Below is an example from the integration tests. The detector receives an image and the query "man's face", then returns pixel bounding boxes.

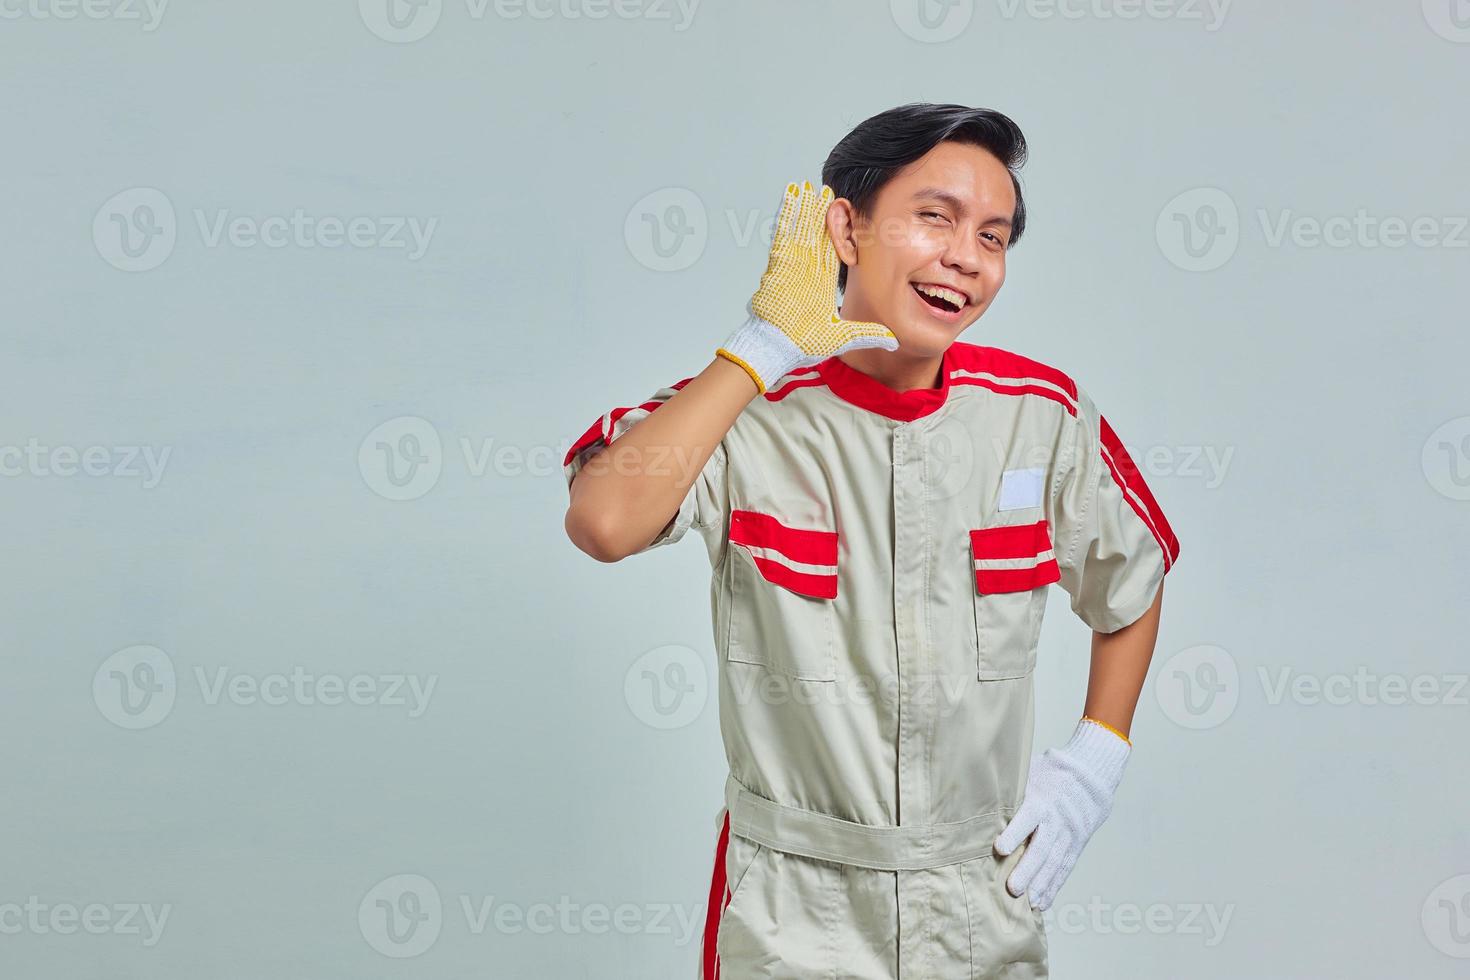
[830,141,1017,358]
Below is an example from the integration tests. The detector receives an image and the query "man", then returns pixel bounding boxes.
[563,103,1180,979]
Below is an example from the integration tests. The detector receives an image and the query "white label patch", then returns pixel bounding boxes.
[998,467,1046,511]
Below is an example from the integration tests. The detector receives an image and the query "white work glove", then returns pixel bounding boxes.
[994,717,1132,911]
[715,180,899,394]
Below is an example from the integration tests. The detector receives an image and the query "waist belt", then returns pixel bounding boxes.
[723,774,1013,872]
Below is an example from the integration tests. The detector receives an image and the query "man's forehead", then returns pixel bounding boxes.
[880,148,1016,216]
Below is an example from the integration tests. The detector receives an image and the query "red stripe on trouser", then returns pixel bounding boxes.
[728,510,838,566]
[701,811,731,980]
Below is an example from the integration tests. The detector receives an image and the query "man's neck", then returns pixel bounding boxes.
[836,297,945,391]
[835,347,945,392]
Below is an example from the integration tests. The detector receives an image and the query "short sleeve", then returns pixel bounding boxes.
[1050,385,1181,633]
[562,377,729,557]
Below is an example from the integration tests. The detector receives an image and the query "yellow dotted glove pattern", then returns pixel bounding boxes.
[751,181,895,355]
[717,181,898,393]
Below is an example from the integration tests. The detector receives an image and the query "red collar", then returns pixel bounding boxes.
[814,347,954,422]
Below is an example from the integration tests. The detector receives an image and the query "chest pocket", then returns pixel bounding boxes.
[724,508,838,682]
[969,516,1060,680]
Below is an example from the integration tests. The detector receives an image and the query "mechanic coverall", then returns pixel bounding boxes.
[562,340,1180,979]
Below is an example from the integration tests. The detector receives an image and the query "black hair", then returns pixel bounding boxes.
[821,103,1028,293]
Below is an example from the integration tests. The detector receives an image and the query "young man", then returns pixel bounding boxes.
[563,104,1180,980]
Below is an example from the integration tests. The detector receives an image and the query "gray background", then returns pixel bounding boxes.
[3,0,1467,977]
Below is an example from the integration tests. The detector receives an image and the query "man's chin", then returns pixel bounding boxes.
[891,314,973,355]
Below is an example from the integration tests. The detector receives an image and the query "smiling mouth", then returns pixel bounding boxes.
[911,282,968,316]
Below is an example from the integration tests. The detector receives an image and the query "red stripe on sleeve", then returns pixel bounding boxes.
[561,377,698,469]
[1098,415,1181,570]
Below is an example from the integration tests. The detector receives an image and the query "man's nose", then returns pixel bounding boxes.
[941,228,983,275]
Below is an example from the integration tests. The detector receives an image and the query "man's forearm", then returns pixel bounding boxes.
[1081,580,1164,740]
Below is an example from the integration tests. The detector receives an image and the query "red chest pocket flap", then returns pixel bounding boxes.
[729,509,838,600]
[969,518,1061,594]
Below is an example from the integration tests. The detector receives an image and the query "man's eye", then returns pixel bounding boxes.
[920,211,945,220]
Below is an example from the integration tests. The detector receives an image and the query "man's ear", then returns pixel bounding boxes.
[825,197,861,267]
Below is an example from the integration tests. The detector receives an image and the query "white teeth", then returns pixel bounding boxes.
[915,283,965,309]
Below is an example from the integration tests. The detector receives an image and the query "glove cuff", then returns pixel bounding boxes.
[1066,717,1131,794]
[716,313,804,394]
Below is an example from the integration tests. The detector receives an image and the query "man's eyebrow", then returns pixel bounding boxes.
[912,187,1013,227]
